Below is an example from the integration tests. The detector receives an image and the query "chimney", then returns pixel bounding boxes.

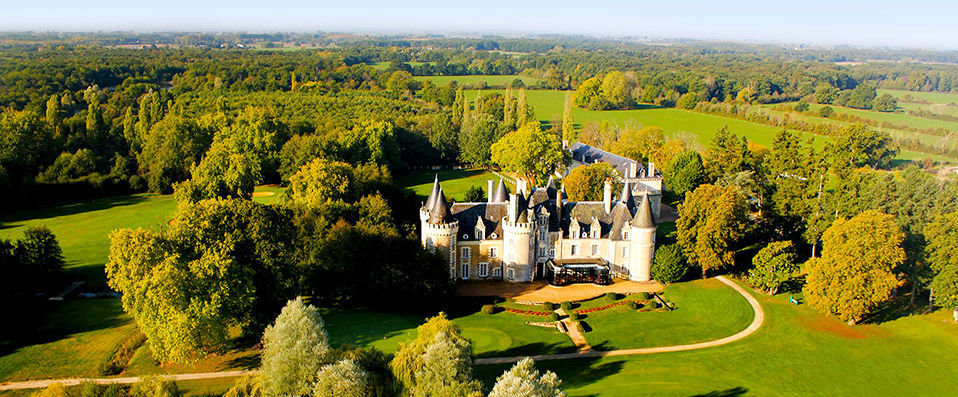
[516,179,526,196]
[508,193,518,222]
[603,179,613,214]
[487,180,494,203]
[629,162,638,178]
[562,139,569,150]
[648,162,656,178]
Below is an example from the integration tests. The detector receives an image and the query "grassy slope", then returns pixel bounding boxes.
[397,168,513,202]
[467,89,947,162]
[584,279,753,350]
[475,280,958,396]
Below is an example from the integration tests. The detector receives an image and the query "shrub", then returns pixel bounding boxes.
[541,302,553,311]
[627,301,639,310]
[604,292,618,301]
[549,313,560,321]
[481,304,496,315]
[636,292,650,301]
[129,376,181,397]
[568,312,581,321]
[560,301,572,310]
[651,244,689,283]
[646,301,659,310]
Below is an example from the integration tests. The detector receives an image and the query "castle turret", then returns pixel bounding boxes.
[421,186,459,279]
[628,192,656,282]
[502,192,535,282]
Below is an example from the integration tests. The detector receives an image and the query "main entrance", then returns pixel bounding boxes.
[545,258,612,286]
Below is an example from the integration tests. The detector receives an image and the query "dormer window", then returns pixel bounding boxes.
[590,218,601,239]
[622,231,630,240]
[476,229,484,240]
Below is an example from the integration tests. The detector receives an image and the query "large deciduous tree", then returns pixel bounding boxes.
[490,121,564,185]
[390,313,481,396]
[926,212,958,321]
[173,140,261,203]
[663,150,706,201]
[561,163,620,202]
[676,184,750,277]
[804,210,905,324]
[261,298,331,396]
[748,241,798,294]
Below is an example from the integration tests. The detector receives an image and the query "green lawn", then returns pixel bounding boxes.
[397,168,513,202]
[475,279,958,396]
[414,75,541,87]
[466,89,951,162]
[323,308,424,354]
[583,279,754,350]
[454,311,577,358]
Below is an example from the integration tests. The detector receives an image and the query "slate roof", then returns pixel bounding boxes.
[450,202,507,241]
[632,193,656,228]
[569,142,644,177]
[492,179,509,202]
[424,174,441,210]
[428,188,452,224]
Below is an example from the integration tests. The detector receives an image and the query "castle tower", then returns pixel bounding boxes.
[502,192,535,282]
[421,184,459,279]
[628,192,657,282]
[420,175,441,244]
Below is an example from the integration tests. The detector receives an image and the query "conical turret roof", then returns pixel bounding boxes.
[631,193,655,228]
[424,174,441,210]
[428,188,452,224]
[492,178,509,202]
[618,180,635,210]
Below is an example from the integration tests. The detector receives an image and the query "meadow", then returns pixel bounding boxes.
[414,75,541,87]
[466,89,952,162]
[397,168,512,201]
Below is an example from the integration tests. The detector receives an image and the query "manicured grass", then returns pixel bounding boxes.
[475,279,958,395]
[414,75,541,87]
[323,308,424,354]
[583,279,754,350]
[453,311,577,358]
[398,168,513,202]
[879,89,958,107]
[0,298,135,381]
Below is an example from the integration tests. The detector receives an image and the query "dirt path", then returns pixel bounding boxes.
[555,308,591,351]
[0,370,256,391]
[0,276,763,390]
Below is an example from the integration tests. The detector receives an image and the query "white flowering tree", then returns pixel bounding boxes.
[489,357,565,397]
[260,298,331,396]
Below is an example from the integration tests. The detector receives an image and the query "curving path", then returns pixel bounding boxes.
[474,276,765,365]
[0,276,763,390]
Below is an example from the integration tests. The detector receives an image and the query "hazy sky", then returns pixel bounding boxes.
[2,0,956,50]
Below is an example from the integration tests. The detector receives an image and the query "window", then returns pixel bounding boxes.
[476,229,484,240]
[461,247,471,260]
[540,231,548,241]
[493,266,502,277]
[539,246,546,256]
[571,245,579,255]
[479,263,488,277]
[508,268,515,280]
[622,231,630,240]
[591,244,599,256]
[622,246,629,257]
[549,249,556,257]
[461,263,470,279]
[489,247,498,258]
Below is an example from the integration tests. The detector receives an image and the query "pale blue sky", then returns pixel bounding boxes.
[2,0,956,49]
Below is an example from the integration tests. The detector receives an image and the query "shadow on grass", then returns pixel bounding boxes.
[475,341,577,358]
[474,355,626,395]
[0,194,150,228]
[0,297,131,356]
[692,386,750,397]
[865,294,927,324]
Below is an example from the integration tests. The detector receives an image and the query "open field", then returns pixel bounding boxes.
[398,168,512,201]
[465,89,952,162]
[414,75,541,87]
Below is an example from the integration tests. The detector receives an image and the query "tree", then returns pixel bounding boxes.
[651,244,688,284]
[15,226,65,280]
[819,106,834,118]
[600,71,630,109]
[804,210,905,324]
[288,158,356,207]
[387,70,416,94]
[873,94,897,112]
[927,212,958,319]
[488,357,565,397]
[612,126,663,165]
[138,115,212,193]
[703,127,753,181]
[459,113,501,167]
[814,85,838,104]
[562,92,575,143]
[561,163,620,201]
[675,92,699,109]
[464,186,486,202]
[261,298,331,396]
[663,151,706,200]
[931,266,958,322]
[490,121,564,185]
[833,124,897,170]
[390,313,480,396]
[312,359,369,397]
[676,184,750,277]
[106,200,299,363]
[173,141,261,203]
[574,76,603,110]
[844,83,877,109]
[516,88,530,126]
[749,241,798,294]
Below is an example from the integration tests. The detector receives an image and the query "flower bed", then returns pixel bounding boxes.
[500,306,553,316]
[574,300,634,314]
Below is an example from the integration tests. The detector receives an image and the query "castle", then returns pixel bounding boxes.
[420,143,663,284]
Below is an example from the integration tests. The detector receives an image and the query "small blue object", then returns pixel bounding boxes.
[789,295,800,305]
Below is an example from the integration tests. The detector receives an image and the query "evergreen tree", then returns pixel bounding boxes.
[562,92,575,143]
